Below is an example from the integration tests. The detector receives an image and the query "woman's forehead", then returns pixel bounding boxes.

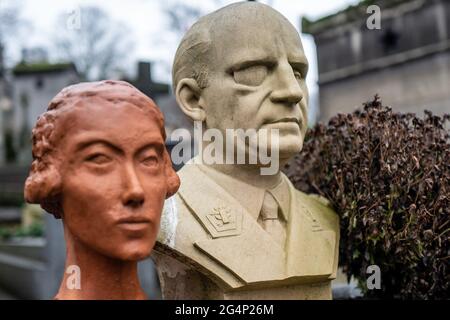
[52,101,164,147]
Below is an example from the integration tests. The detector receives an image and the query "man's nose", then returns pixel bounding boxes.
[121,164,145,208]
[270,64,304,105]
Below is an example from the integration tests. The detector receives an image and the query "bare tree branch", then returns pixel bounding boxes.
[53,6,134,81]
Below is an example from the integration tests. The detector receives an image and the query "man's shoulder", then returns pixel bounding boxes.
[292,187,340,232]
[176,158,204,178]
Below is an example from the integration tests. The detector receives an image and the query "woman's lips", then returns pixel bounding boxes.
[116,216,151,232]
[117,216,151,224]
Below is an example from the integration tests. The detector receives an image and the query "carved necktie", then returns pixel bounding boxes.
[258,191,286,247]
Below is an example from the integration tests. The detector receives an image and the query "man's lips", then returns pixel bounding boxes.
[265,117,301,126]
[270,117,300,124]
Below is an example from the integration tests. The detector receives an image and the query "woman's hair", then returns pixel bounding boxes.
[24,80,180,218]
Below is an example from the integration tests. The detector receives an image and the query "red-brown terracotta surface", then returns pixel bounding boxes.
[24,80,180,300]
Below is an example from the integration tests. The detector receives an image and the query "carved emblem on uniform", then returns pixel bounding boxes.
[207,205,234,230]
[204,204,242,237]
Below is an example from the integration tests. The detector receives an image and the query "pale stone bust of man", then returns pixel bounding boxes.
[153,1,340,299]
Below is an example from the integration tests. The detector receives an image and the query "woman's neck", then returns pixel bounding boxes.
[55,228,147,300]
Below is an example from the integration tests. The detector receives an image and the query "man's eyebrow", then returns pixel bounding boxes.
[227,55,278,72]
[75,140,123,155]
[289,55,309,73]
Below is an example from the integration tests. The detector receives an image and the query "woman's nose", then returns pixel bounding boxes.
[121,164,145,208]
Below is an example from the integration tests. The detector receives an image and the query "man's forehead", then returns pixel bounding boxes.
[213,30,306,69]
[210,12,305,66]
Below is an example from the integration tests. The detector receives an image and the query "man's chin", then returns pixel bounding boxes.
[278,137,303,156]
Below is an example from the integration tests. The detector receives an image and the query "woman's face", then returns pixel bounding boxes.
[56,101,170,261]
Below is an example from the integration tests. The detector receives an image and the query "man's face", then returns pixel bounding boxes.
[201,14,309,164]
[57,102,168,261]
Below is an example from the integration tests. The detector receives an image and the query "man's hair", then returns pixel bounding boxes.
[172,13,213,91]
[24,80,168,218]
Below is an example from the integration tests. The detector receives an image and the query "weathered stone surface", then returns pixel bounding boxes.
[154,1,340,300]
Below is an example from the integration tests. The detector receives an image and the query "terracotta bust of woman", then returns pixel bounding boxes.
[24,80,180,300]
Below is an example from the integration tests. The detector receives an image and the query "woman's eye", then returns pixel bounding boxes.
[233,65,268,86]
[86,154,111,165]
[142,156,159,167]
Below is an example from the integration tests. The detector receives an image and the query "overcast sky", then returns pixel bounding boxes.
[3,0,359,120]
[6,0,358,81]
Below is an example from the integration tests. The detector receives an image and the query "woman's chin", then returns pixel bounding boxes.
[110,243,153,261]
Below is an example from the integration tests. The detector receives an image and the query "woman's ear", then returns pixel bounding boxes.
[175,78,206,122]
[163,150,180,198]
[24,161,64,218]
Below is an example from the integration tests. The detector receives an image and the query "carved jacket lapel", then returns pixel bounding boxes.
[178,164,286,285]
[284,176,337,282]
[178,164,337,288]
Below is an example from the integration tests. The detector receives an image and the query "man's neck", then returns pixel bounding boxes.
[55,228,147,300]
[206,163,283,190]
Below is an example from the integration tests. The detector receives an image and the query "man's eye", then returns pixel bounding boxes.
[233,65,268,86]
[293,70,304,80]
[85,154,111,165]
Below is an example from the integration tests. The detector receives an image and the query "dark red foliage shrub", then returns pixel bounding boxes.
[284,96,449,299]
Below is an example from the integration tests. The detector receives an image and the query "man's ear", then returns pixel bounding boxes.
[175,78,206,122]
